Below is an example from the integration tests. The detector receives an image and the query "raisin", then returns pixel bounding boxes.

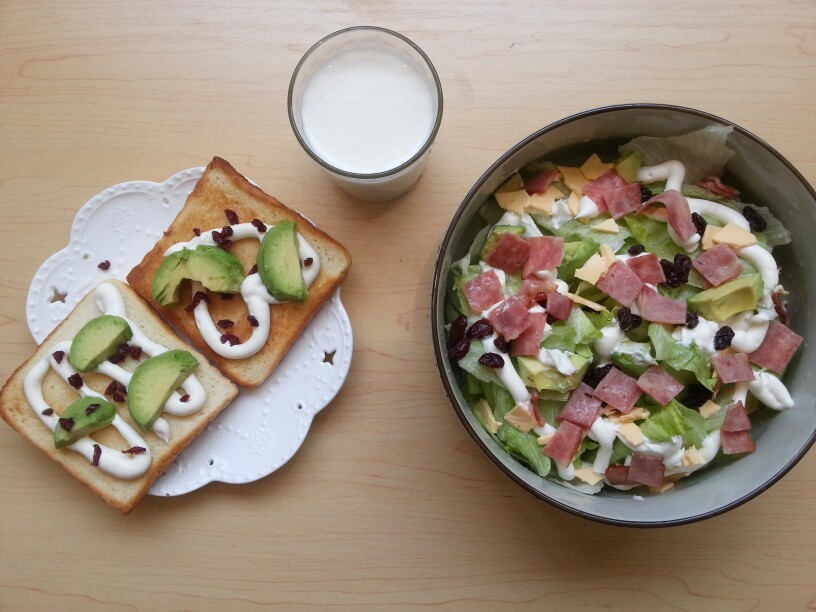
[216,319,234,329]
[617,307,641,331]
[628,244,646,256]
[116,382,127,394]
[104,381,118,396]
[685,312,699,329]
[211,229,226,244]
[130,345,142,360]
[742,206,767,232]
[52,350,65,364]
[180,394,190,403]
[92,444,101,466]
[674,253,692,275]
[112,392,125,403]
[247,315,259,328]
[84,403,99,416]
[304,257,314,267]
[58,417,75,431]
[67,373,83,389]
[584,364,613,388]
[478,352,505,368]
[251,218,267,233]
[220,239,234,250]
[220,225,234,238]
[448,314,467,348]
[493,335,509,353]
[97,260,111,270]
[466,319,494,340]
[640,186,653,203]
[193,227,201,237]
[220,333,241,346]
[447,337,470,361]
[714,326,735,350]
[122,446,146,455]
[691,212,707,237]
[660,259,683,288]
[118,343,132,356]
[629,314,643,330]
[683,384,712,408]
[225,209,239,225]
[108,353,125,364]
[41,408,54,416]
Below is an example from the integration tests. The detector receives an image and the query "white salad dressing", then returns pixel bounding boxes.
[747,371,794,410]
[588,417,618,475]
[725,311,769,353]
[595,324,626,364]
[166,222,320,359]
[672,316,719,356]
[575,196,600,220]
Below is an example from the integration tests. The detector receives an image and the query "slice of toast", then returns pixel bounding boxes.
[127,157,352,387]
[0,280,238,514]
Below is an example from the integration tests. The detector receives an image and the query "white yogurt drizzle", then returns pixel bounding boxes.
[165,222,320,359]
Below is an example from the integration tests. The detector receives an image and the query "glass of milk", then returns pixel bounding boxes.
[288,27,443,202]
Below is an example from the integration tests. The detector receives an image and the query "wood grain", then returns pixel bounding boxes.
[1,0,814,609]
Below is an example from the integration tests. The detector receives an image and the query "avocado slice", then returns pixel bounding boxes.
[152,246,245,307]
[687,274,763,322]
[480,225,526,260]
[558,239,600,283]
[516,352,590,394]
[615,151,642,183]
[68,315,133,373]
[127,350,199,430]
[257,221,306,302]
[496,172,524,193]
[53,397,117,448]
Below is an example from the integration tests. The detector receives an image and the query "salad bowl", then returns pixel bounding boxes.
[431,104,816,527]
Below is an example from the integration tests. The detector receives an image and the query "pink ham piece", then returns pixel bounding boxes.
[522,236,564,278]
[723,401,752,432]
[510,312,548,357]
[692,243,744,287]
[592,367,642,414]
[637,287,687,324]
[748,320,803,374]
[626,253,666,285]
[604,465,631,486]
[642,190,697,241]
[484,232,531,276]
[519,277,557,301]
[558,383,603,428]
[597,261,644,307]
[582,169,627,213]
[462,271,504,313]
[605,183,642,219]
[543,421,586,467]
[696,176,740,199]
[524,167,559,195]
[711,352,755,384]
[721,430,755,455]
[637,366,683,406]
[628,453,665,488]
[487,296,533,341]
[546,292,573,321]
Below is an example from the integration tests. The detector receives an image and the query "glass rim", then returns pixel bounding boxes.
[287,25,444,180]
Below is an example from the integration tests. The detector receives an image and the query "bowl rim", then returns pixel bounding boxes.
[431,102,816,528]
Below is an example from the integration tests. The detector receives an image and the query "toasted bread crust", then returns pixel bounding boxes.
[0,280,239,514]
[127,157,351,387]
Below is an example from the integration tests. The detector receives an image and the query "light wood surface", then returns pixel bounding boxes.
[1,1,815,610]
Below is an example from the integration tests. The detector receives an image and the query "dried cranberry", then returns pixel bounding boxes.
[122,446,146,455]
[85,403,99,416]
[304,257,314,267]
[247,315,259,328]
[220,333,241,346]
[58,417,75,431]
[193,291,209,303]
[108,353,125,364]
[493,335,510,353]
[225,209,239,225]
[118,343,132,356]
[714,326,735,350]
[220,239,234,250]
[211,229,225,244]
[466,319,494,340]
[112,392,125,403]
[67,373,83,389]
[628,244,646,256]
[52,350,65,364]
[220,225,234,238]
[97,260,111,270]
[130,345,142,360]
[674,253,692,275]
[216,319,234,329]
[640,186,653,203]
[220,293,234,300]
[104,381,118,396]
[447,337,470,361]
[193,227,202,237]
[660,259,684,289]
[92,444,101,466]
[248,264,258,275]
[41,408,54,416]
[742,206,767,232]
[180,394,190,403]
[691,212,707,237]
[584,364,613,388]
[448,314,467,348]
[617,307,641,331]
[116,381,127,394]
[251,218,267,232]
[685,312,700,329]
[478,352,505,368]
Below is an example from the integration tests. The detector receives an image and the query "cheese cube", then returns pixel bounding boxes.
[600,244,617,269]
[526,186,562,215]
[617,422,645,446]
[712,222,758,249]
[537,433,554,446]
[573,466,604,486]
[701,224,721,250]
[495,190,530,215]
[566,292,607,312]
[699,400,721,418]
[593,218,620,234]
[567,191,581,216]
[575,254,606,284]
[557,166,589,195]
[682,446,705,467]
[579,153,614,180]
[503,405,538,433]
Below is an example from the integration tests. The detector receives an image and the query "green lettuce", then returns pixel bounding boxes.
[648,324,716,390]
[622,215,685,260]
[546,217,631,252]
[639,400,708,448]
[496,424,552,477]
[458,339,503,386]
[480,380,515,420]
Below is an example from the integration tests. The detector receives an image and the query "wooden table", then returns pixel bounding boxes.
[1,1,814,609]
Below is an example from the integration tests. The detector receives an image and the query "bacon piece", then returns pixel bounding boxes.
[592,367,642,414]
[487,296,533,341]
[642,190,697,241]
[543,421,586,466]
[546,292,572,321]
[637,365,683,406]
[462,271,504,313]
[558,382,603,428]
[605,183,642,219]
[723,401,752,432]
[692,243,744,287]
[524,167,559,195]
[522,236,564,278]
[597,261,644,307]
[637,287,687,324]
[518,277,557,301]
[628,453,665,488]
[696,176,740,199]
[485,232,531,275]
[721,430,755,454]
[604,465,632,485]
[626,253,666,285]
[510,312,548,356]
[748,320,803,374]
[711,352,756,384]
[582,169,627,213]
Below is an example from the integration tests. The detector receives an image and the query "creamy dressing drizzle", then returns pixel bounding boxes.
[166,222,320,359]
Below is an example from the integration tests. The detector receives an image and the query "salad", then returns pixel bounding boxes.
[445,127,803,494]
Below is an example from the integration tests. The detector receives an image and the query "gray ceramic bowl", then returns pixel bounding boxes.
[431,104,815,527]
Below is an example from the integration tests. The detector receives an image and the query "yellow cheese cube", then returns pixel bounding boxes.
[526,186,562,215]
[495,190,530,215]
[712,222,758,249]
[557,166,589,195]
[593,218,620,234]
[682,446,705,467]
[699,400,721,418]
[600,244,617,269]
[617,422,645,446]
[503,405,538,433]
[701,224,721,250]
[537,433,554,446]
[575,254,606,284]
[573,466,604,486]
[579,153,614,180]
[475,399,501,435]
[567,191,581,216]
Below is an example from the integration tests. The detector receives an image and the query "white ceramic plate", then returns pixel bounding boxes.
[26,167,353,496]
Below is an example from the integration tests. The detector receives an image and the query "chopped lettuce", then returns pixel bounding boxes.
[622,215,685,260]
[458,339,503,386]
[480,380,515,420]
[640,400,708,448]
[542,308,602,351]
[545,217,630,252]
[609,438,632,465]
[611,341,656,377]
[496,424,551,477]
[559,238,600,283]
[648,324,716,390]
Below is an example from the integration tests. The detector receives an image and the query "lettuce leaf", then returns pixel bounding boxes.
[622,215,685,260]
[458,339,503,386]
[480,380,515,420]
[639,400,708,448]
[545,217,631,252]
[496,424,552,477]
[648,324,716,390]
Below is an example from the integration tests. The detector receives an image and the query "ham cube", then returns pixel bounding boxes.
[628,453,665,488]
[711,352,755,384]
[546,292,573,321]
[637,365,683,406]
[582,169,627,211]
[524,167,559,195]
[692,243,744,287]
[592,367,642,414]
[626,253,666,285]
[604,465,632,486]
[543,421,586,467]
[597,261,645,307]
[605,183,642,219]
[748,320,803,374]
[462,271,504,313]
[511,312,548,356]
[723,400,752,432]
[522,236,564,278]
[721,430,755,455]
[485,232,531,276]
[643,190,697,241]
[558,382,603,428]
[487,296,533,341]
[637,287,687,324]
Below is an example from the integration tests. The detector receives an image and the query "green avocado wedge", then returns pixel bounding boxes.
[68,315,133,373]
[127,350,199,430]
[257,221,306,302]
[152,246,245,307]
[53,397,117,449]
